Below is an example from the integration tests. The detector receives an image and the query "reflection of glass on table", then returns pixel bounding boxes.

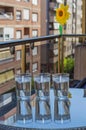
[34,73,51,123]
[15,73,32,123]
[0,88,86,129]
[83,89,86,97]
[52,73,71,123]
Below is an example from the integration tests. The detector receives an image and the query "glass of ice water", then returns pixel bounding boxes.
[34,73,51,123]
[52,73,71,123]
[15,73,32,123]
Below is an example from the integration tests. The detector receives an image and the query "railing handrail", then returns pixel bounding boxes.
[0,34,86,48]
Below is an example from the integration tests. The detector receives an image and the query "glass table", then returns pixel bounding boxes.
[0,88,86,130]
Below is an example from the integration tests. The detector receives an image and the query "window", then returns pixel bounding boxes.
[53,23,59,29]
[32,63,38,72]
[26,63,30,73]
[24,0,29,2]
[16,10,22,20]
[16,30,22,39]
[32,0,38,5]
[53,49,58,56]
[16,50,21,60]
[32,46,38,56]
[57,0,63,3]
[5,34,10,40]
[32,30,38,37]
[0,34,3,41]
[23,9,29,20]
[0,34,3,38]
[32,13,38,22]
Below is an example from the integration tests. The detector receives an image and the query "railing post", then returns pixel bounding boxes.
[21,45,26,73]
[58,36,64,73]
[61,37,64,73]
[58,37,61,73]
[30,42,34,77]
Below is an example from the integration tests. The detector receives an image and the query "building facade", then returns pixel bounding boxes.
[41,0,62,73]
[82,0,86,35]
[74,0,86,80]
[0,0,41,94]
[0,0,84,93]
[64,0,83,57]
[41,0,83,73]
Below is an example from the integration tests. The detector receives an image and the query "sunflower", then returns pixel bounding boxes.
[56,4,70,25]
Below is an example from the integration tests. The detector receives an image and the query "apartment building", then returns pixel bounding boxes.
[41,0,83,73]
[41,0,62,73]
[0,0,83,93]
[0,0,41,94]
[64,0,83,57]
[82,0,86,35]
[74,0,86,80]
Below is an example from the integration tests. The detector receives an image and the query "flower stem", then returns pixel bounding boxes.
[59,24,63,35]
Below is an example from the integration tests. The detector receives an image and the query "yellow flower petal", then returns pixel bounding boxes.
[60,4,65,8]
[56,4,70,25]
[65,5,69,10]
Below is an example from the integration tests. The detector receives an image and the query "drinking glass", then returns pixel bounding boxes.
[15,73,32,123]
[52,73,71,123]
[34,73,51,123]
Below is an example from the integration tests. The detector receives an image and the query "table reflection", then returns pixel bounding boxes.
[0,89,86,130]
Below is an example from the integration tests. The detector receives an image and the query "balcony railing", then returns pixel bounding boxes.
[0,34,86,72]
[1,34,86,47]
[0,34,86,94]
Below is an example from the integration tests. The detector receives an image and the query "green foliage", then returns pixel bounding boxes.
[64,57,74,73]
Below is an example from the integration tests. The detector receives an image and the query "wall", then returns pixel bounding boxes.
[74,45,86,80]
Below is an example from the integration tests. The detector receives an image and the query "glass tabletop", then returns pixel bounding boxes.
[0,88,86,130]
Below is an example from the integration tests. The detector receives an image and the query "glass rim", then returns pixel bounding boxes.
[33,73,51,77]
[15,73,32,77]
[52,73,69,77]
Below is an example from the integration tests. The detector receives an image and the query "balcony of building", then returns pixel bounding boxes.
[0,49,14,63]
[0,6,14,20]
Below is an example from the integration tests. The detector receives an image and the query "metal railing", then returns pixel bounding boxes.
[0,34,86,73]
[0,34,86,93]
[0,34,86,48]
